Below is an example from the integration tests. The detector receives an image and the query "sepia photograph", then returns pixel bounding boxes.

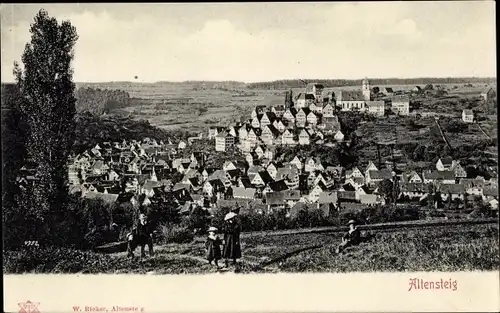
[1,3,498,310]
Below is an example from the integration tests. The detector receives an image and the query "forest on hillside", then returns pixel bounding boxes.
[247,77,497,89]
[75,87,132,115]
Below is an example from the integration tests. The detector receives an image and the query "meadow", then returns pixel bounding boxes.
[4,223,498,274]
[76,81,494,135]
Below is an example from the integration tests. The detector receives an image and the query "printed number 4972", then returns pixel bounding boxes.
[24,241,39,247]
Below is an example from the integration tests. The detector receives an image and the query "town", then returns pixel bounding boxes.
[3,4,498,282]
[15,79,495,223]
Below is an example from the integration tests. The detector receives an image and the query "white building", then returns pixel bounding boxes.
[462,109,474,123]
[215,132,235,152]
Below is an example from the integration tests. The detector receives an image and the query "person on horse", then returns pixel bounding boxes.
[127,212,154,259]
[336,219,361,254]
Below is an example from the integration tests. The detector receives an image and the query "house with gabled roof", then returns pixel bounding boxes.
[436,157,454,171]
[238,176,253,189]
[304,157,317,173]
[460,178,485,196]
[400,183,428,200]
[391,95,410,115]
[83,191,119,206]
[346,166,364,180]
[422,170,455,185]
[365,161,378,175]
[480,87,496,102]
[346,176,365,189]
[366,100,385,116]
[307,111,321,126]
[238,124,250,141]
[141,180,162,197]
[298,129,312,145]
[281,128,296,146]
[320,116,341,134]
[314,172,334,189]
[203,179,225,198]
[402,171,423,184]
[325,166,343,179]
[215,132,235,152]
[251,171,274,187]
[451,161,467,179]
[266,162,280,180]
[318,191,338,207]
[462,109,474,123]
[251,115,262,129]
[246,128,259,144]
[295,93,315,109]
[260,112,277,128]
[251,105,267,119]
[264,191,286,212]
[323,103,335,117]
[272,119,287,133]
[383,87,394,96]
[283,189,302,207]
[309,181,327,203]
[290,155,304,171]
[263,179,289,195]
[271,105,285,117]
[334,130,345,142]
[232,186,256,200]
[365,169,393,186]
[261,125,281,146]
[439,184,466,201]
[309,102,323,114]
[296,108,311,127]
[283,108,297,124]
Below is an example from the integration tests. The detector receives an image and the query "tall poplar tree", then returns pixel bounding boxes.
[13,9,78,243]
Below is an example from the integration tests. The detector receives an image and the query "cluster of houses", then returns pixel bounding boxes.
[15,136,497,221]
[212,79,411,153]
[14,80,497,222]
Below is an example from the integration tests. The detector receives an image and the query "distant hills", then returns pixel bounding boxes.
[74,77,496,90]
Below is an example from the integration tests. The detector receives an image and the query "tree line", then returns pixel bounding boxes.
[247,78,496,90]
[75,87,131,115]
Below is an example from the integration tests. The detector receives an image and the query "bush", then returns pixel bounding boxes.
[182,206,211,235]
[160,224,194,244]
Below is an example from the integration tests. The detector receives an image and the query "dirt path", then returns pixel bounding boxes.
[476,123,492,140]
[434,118,453,149]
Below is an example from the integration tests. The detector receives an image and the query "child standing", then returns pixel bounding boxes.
[205,226,222,267]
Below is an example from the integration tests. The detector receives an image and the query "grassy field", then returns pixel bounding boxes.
[76,81,495,134]
[4,223,498,274]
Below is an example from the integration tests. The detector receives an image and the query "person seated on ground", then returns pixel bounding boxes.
[336,219,361,254]
[127,213,154,259]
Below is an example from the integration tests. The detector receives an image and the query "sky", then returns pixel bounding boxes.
[0,2,496,83]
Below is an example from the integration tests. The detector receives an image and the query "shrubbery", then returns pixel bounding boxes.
[160,224,194,244]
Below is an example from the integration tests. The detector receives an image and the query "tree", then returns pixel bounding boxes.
[285,89,294,108]
[13,9,79,244]
[372,86,380,94]
[378,179,395,204]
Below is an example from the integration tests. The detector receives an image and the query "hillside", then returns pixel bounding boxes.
[4,222,498,274]
[73,113,195,154]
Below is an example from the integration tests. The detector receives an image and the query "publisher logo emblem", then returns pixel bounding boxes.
[18,300,40,313]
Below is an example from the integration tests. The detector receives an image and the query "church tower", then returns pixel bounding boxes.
[362,77,371,101]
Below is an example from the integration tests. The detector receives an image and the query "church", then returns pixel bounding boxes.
[336,78,371,112]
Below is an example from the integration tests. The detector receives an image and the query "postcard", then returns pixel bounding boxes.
[2,2,498,313]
